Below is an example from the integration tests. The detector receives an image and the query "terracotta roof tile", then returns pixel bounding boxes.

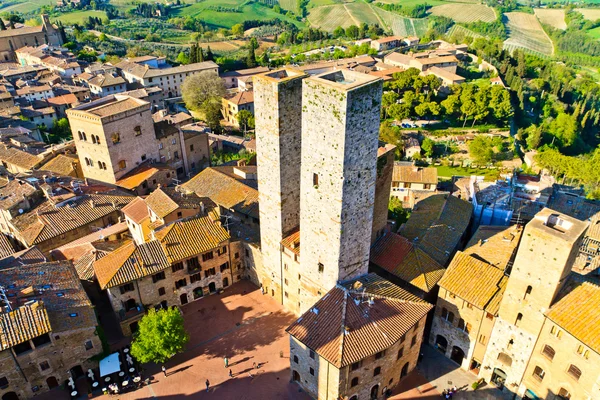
[370,232,445,293]
[546,275,600,354]
[392,165,437,184]
[116,163,172,190]
[93,240,170,289]
[281,229,300,256]
[183,167,259,219]
[0,261,97,333]
[464,225,523,271]
[0,246,46,270]
[400,194,472,265]
[0,234,17,260]
[437,251,507,314]
[121,197,149,224]
[0,179,38,210]
[0,145,42,170]
[286,273,432,368]
[145,187,206,219]
[225,90,254,105]
[156,216,230,264]
[39,154,80,177]
[0,301,51,350]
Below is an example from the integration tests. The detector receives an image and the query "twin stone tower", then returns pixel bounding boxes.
[254,68,384,314]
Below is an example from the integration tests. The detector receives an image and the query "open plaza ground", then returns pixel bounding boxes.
[36,280,508,400]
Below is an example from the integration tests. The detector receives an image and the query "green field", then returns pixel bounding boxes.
[503,12,554,56]
[54,10,107,25]
[587,25,600,38]
[171,0,304,29]
[279,0,299,13]
[429,3,495,23]
[447,24,485,40]
[0,0,53,13]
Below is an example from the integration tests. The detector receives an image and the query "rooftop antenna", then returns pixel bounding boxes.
[0,286,12,311]
[222,213,233,233]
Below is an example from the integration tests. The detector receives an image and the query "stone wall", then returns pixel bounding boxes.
[298,71,382,310]
[68,104,159,184]
[106,241,232,335]
[372,149,394,244]
[254,70,305,308]
[0,328,101,399]
[289,315,426,400]
[519,318,599,400]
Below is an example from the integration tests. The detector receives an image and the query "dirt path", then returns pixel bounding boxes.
[344,4,362,26]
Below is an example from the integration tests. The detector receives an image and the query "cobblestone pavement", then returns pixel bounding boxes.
[389,345,513,400]
[37,281,312,400]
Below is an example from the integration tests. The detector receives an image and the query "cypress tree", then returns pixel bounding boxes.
[0,19,6,31]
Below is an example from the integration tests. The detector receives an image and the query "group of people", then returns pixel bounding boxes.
[442,386,458,399]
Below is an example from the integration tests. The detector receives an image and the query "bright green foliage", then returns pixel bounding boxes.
[421,137,435,157]
[237,110,254,132]
[388,197,411,227]
[182,71,225,133]
[130,308,189,365]
[48,118,72,144]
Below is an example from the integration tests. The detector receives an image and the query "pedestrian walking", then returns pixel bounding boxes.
[162,365,166,377]
[206,379,210,392]
[224,356,229,368]
[229,369,233,378]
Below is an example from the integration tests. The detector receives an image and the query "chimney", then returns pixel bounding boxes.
[200,202,205,215]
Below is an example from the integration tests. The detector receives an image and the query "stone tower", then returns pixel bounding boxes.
[297,69,383,313]
[480,208,587,392]
[253,69,307,302]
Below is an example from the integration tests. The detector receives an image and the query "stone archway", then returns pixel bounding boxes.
[46,376,59,389]
[292,370,300,382]
[370,384,379,400]
[435,335,448,353]
[450,346,465,365]
[401,362,409,378]
[2,392,19,400]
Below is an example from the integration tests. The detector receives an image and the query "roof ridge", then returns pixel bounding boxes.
[412,245,431,291]
[338,288,348,366]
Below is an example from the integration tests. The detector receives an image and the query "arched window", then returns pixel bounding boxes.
[567,365,581,381]
[95,135,101,144]
[351,377,359,387]
[447,311,455,324]
[373,366,381,376]
[84,157,90,166]
[542,345,555,361]
[524,285,532,299]
[515,313,523,326]
[293,355,298,364]
[82,132,87,141]
[458,318,465,330]
[78,131,83,140]
[92,135,97,144]
[532,366,545,382]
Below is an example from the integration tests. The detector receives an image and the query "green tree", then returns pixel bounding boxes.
[205,46,214,61]
[176,51,189,65]
[48,118,72,143]
[130,308,189,365]
[247,46,257,68]
[333,26,345,38]
[381,91,399,118]
[237,110,254,133]
[469,136,495,164]
[388,197,410,227]
[548,113,578,148]
[345,25,359,39]
[0,19,6,31]
[182,70,225,131]
[388,103,410,121]
[232,23,244,37]
[421,137,435,157]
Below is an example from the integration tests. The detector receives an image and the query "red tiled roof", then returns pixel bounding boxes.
[370,232,445,293]
[286,273,432,368]
[121,197,149,224]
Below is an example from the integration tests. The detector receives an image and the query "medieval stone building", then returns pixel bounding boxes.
[0,15,62,62]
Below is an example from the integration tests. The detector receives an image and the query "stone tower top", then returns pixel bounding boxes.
[305,69,381,92]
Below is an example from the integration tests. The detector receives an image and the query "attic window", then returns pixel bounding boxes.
[134,126,142,136]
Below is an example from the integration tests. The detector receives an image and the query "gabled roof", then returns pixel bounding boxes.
[182,167,259,219]
[281,228,300,256]
[392,165,437,184]
[155,216,230,263]
[370,232,445,293]
[438,251,507,314]
[12,192,133,246]
[93,240,170,289]
[88,73,126,88]
[145,187,206,219]
[286,273,432,368]
[122,196,149,224]
[224,90,254,106]
[0,145,42,170]
[115,162,172,190]
[400,194,472,265]
[0,301,51,350]
[0,246,46,270]
[39,154,80,176]
[0,233,17,259]
[546,275,600,355]
[464,225,523,271]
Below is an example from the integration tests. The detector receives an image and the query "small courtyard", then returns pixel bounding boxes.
[36,281,509,400]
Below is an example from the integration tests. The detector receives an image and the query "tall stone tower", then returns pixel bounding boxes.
[297,69,383,313]
[480,208,587,392]
[253,69,307,302]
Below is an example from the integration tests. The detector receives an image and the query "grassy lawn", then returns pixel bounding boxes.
[587,25,600,39]
[435,165,501,181]
[54,10,107,25]
[0,0,53,13]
